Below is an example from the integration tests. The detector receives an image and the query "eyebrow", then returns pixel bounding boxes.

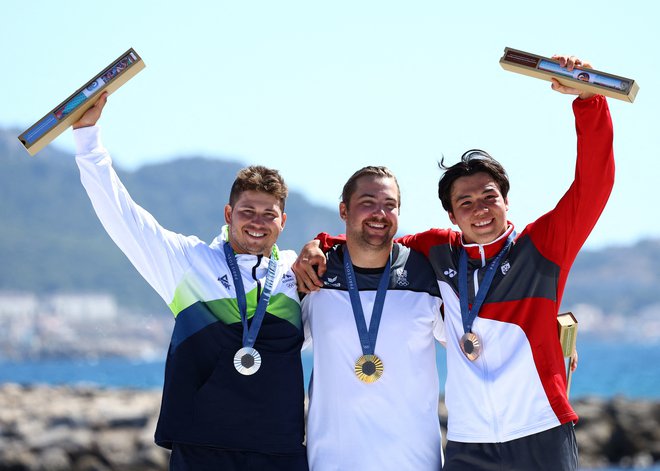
[453,186,498,202]
[357,193,398,202]
[236,203,279,212]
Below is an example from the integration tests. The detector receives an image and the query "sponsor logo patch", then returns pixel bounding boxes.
[218,274,231,289]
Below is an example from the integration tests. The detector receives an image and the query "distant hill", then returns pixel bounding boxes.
[1,127,658,319]
[0,128,344,312]
[565,238,660,314]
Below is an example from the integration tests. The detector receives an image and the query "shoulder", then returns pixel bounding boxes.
[397,227,461,255]
[277,249,299,269]
[391,244,440,296]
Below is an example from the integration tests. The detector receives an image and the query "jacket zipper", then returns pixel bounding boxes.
[252,254,263,301]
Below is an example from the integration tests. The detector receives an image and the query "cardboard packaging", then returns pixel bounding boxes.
[557,311,578,358]
[18,48,145,156]
[558,311,578,397]
[500,47,639,103]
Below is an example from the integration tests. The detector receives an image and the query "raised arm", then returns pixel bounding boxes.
[72,94,195,304]
[526,54,614,269]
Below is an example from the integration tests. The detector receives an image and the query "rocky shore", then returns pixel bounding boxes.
[0,383,658,470]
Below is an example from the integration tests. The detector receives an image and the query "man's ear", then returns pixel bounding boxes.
[448,211,457,225]
[339,202,348,221]
[224,204,232,225]
[504,196,509,212]
[280,212,287,230]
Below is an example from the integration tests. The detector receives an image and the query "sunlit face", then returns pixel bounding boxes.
[448,172,509,245]
[340,176,399,252]
[224,190,286,257]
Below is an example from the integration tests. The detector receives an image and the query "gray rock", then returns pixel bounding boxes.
[35,447,71,471]
[1,384,659,470]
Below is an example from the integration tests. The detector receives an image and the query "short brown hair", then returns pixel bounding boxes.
[341,166,401,208]
[229,165,288,210]
[438,149,510,212]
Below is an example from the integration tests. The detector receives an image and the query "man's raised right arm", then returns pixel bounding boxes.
[73,93,192,303]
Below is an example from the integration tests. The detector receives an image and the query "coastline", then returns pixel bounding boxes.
[0,384,658,470]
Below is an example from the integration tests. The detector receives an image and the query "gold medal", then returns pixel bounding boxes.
[460,332,482,361]
[354,354,384,383]
[233,347,262,375]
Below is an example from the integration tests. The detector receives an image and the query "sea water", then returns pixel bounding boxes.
[1,338,658,398]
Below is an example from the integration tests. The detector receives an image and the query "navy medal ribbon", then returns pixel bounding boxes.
[343,246,391,382]
[458,231,515,360]
[225,241,279,375]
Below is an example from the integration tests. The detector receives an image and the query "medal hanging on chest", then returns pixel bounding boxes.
[458,231,515,361]
[459,332,482,361]
[225,242,278,376]
[354,354,384,382]
[233,346,262,375]
[343,246,391,383]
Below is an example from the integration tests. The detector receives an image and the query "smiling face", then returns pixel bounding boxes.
[340,175,399,258]
[448,172,509,245]
[224,190,286,257]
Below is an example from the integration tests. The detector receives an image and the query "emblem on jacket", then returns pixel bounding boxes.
[324,275,341,288]
[395,268,409,286]
[500,260,511,276]
[443,268,457,278]
[281,272,297,289]
[218,274,231,290]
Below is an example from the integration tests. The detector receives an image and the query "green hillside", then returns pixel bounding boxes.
[0,128,344,312]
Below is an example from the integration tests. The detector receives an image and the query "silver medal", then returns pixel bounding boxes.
[234,347,262,375]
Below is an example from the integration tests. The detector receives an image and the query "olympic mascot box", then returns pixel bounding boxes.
[19,48,145,156]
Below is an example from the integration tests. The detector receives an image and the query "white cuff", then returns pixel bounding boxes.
[73,126,106,155]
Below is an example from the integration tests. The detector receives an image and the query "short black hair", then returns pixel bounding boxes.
[341,166,401,208]
[437,149,509,212]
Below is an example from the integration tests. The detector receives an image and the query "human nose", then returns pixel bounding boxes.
[371,205,388,217]
[250,213,268,225]
[474,201,489,214]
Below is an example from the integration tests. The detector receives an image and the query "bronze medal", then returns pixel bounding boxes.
[233,347,262,375]
[460,332,482,361]
[354,354,384,383]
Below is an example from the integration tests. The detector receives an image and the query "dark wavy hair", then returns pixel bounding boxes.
[437,149,509,212]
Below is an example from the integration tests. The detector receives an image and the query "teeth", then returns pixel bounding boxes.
[367,223,385,229]
[247,231,265,237]
[474,220,492,227]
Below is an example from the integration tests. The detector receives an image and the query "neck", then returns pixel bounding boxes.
[229,242,272,258]
[345,239,393,268]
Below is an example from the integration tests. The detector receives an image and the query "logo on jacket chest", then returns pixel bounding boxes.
[395,268,409,286]
[218,274,231,290]
[440,259,512,284]
[323,275,341,288]
[282,272,297,289]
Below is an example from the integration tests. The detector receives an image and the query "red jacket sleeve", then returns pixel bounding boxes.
[396,229,454,258]
[525,94,615,269]
[316,232,345,251]
[316,229,454,257]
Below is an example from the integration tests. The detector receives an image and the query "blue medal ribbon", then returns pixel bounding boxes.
[224,242,279,349]
[458,231,516,335]
[343,246,391,356]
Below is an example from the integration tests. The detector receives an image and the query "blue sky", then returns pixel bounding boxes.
[2,1,658,249]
